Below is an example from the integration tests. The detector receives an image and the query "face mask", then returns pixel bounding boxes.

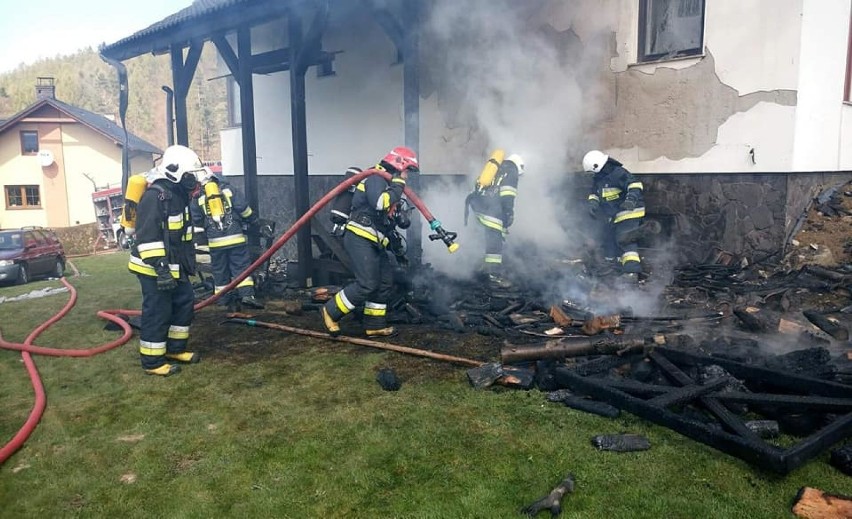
[179,172,198,191]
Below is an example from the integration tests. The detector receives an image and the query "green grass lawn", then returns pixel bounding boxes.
[1,253,851,518]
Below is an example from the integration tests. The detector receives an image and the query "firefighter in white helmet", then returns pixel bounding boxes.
[191,167,264,310]
[128,145,203,376]
[465,152,524,288]
[583,150,645,281]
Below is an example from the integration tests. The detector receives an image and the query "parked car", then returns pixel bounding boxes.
[0,227,66,285]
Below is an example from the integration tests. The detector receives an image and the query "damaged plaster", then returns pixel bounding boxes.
[602,51,797,162]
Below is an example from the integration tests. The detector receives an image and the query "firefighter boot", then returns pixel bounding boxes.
[487,273,513,290]
[366,327,397,338]
[321,306,340,336]
[165,351,201,364]
[241,295,265,310]
[617,272,640,288]
[145,363,181,377]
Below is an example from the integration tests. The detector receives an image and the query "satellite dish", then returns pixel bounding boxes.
[38,150,54,167]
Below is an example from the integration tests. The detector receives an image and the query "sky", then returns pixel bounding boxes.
[0,0,194,73]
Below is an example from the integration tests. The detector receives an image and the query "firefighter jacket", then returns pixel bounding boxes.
[191,179,258,250]
[128,180,196,280]
[588,161,645,224]
[467,162,519,232]
[345,167,406,248]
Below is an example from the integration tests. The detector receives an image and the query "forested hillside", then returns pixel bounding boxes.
[0,45,227,160]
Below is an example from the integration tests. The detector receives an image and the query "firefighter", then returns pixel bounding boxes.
[320,146,419,337]
[583,150,645,280]
[128,145,203,376]
[466,153,524,288]
[191,168,264,310]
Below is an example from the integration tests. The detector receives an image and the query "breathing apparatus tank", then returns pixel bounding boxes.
[204,180,225,229]
[329,167,362,236]
[474,149,505,194]
[120,173,150,235]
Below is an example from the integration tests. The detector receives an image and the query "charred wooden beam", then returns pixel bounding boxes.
[551,365,789,473]
[803,310,849,341]
[711,392,852,411]
[501,335,658,364]
[657,347,852,398]
[733,307,772,332]
[649,351,761,441]
[648,377,729,408]
[803,265,852,283]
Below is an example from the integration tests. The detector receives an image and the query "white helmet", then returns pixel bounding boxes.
[505,154,525,176]
[582,150,609,173]
[158,145,204,183]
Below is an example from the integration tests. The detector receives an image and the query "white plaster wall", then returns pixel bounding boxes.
[704,0,802,94]
[613,102,797,173]
[220,10,403,176]
[61,124,122,225]
[840,105,852,169]
[792,0,851,171]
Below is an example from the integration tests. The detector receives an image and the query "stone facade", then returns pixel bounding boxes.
[245,172,852,265]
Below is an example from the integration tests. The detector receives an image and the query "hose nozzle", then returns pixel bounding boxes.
[428,220,459,253]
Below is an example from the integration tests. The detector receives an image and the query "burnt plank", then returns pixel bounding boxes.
[648,377,730,408]
[649,351,761,441]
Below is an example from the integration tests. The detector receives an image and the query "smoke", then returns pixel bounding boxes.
[418,0,604,277]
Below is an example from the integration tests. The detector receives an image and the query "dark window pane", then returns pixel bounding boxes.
[6,187,22,207]
[21,131,38,153]
[642,0,704,61]
[25,186,40,206]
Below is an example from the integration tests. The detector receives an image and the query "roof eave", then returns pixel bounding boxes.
[100,0,297,62]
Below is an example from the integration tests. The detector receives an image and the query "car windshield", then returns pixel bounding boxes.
[0,232,23,250]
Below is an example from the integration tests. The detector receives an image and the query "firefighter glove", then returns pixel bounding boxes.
[620,198,637,211]
[504,211,514,228]
[154,260,177,291]
[588,200,600,218]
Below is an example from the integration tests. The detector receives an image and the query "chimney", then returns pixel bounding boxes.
[35,77,55,100]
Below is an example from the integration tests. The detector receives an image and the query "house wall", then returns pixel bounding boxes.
[0,118,154,229]
[216,0,852,261]
[60,122,155,226]
[0,122,52,228]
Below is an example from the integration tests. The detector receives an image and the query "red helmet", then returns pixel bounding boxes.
[381,146,419,173]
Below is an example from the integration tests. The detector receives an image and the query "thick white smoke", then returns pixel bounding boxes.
[418,0,605,280]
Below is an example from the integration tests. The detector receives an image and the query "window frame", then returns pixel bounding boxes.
[638,0,706,64]
[20,130,39,155]
[4,185,42,209]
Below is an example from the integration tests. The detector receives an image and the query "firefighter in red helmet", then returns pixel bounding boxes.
[320,146,418,337]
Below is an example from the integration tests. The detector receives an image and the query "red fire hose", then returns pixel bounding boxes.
[0,169,457,464]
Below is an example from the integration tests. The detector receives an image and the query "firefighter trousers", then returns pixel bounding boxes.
[210,245,255,300]
[601,218,642,274]
[324,231,394,330]
[137,275,194,370]
[472,210,505,272]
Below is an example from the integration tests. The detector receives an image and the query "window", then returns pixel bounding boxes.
[638,0,705,63]
[20,130,38,154]
[227,77,242,127]
[5,185,41,209]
